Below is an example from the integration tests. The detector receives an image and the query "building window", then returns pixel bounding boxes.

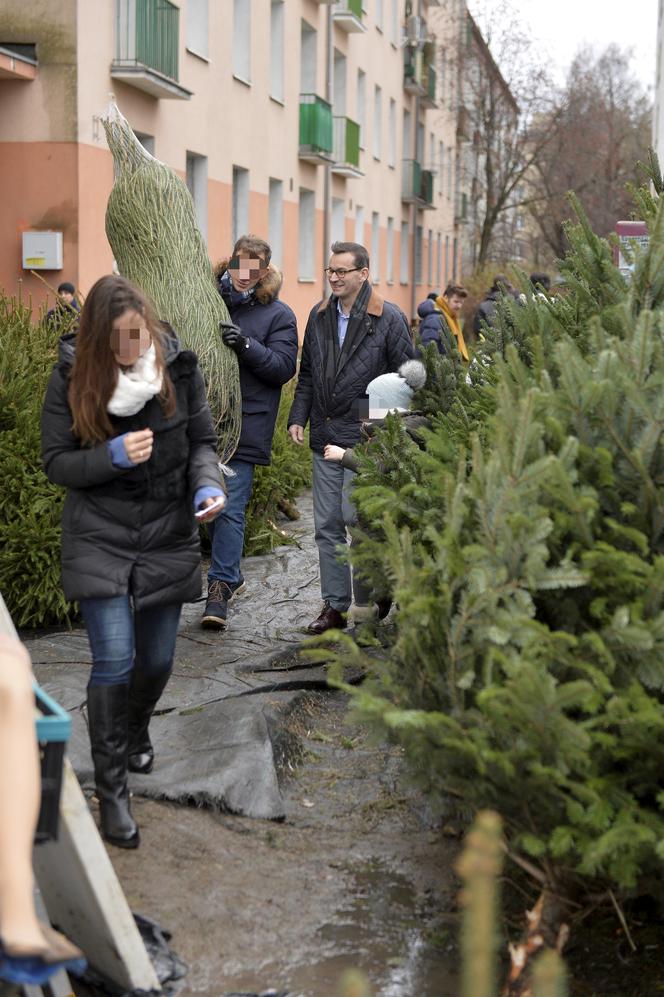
[436,232,442,288]
[438,140,444,197]
[373,85,382,160]
[388,98,396,167]
[332,197,345,244]
[445,235,450,285]
[270,1,284,102]
[376,0,384,31]
[371,212,380,281]
[232,166,249,244]
[355,205,365,245]
[233,0,251,82]
[299,188,315,280]
[135,132,155,155]
[386,216,394,283]
[186,152,208,241]
[390,0,399,46]
[357,69,366,149]
[427,227,433,285]
[300,20,317,92]
[400,221,409,283]
[334,49,347,114]
[415,225,423,284]
[187,0,208,59]
[403,108,412,159]
[268,178,283,267]
[448,148,454,200]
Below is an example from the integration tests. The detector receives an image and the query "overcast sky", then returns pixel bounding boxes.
[470,0,658,92]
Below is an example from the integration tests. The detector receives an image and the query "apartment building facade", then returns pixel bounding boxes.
[1,0,474,330]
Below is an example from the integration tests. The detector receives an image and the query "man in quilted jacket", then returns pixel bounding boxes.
[287,241,414,634]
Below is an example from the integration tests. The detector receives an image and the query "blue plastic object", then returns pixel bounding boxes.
[34,684,71,743]
[0,948,86,985]
[33,684,71,843]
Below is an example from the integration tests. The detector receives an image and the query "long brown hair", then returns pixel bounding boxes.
[68,275,176,444]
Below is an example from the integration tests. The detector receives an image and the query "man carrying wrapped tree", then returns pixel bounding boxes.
[202,235,298,630]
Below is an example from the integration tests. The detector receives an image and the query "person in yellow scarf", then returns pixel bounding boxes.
[427,284,469,361]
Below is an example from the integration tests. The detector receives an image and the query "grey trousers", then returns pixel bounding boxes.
[312,452,358,612]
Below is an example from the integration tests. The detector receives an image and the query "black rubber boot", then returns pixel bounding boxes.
[86,683,139,849]
[127,669,172,774]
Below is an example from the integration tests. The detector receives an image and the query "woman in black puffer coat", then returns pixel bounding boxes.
[41,275,225,849]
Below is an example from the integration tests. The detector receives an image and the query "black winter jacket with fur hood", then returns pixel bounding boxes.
[217,262,298,465]
[41,330,221,609]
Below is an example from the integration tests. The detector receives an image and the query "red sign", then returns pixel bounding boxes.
[615,220,648,280]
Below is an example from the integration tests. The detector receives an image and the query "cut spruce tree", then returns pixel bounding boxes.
[102,101,241,462]
[318,185,664,977]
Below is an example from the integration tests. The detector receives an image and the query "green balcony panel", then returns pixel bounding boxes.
[426,64,436,102]
[420,169,434,205]
[402,159,422,201]
[299,94,333,159]
[115,0,180,81]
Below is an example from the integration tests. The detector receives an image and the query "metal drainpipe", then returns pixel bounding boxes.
[409,0,424,324]
[322,4,333,300]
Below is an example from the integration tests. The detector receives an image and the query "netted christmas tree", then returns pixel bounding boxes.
[320,177,664,943]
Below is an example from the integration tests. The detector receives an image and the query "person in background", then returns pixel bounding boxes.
[288,240,414,635]
[416,292,444,350]
[420,283,470,360]
[203,235,298,631]
[322,359,427,624]
[41,275,225,849]
[46,282,80,331]
[529,272,551,296]
[473,274,514,335]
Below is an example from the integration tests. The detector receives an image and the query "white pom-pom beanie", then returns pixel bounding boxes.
[365,359,426,414]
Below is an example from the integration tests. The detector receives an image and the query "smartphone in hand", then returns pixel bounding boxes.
[195,497,226,519]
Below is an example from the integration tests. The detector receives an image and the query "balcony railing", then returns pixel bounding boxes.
[299,94,334,163]
[402,160,435,208]
[332,116,363,177]
[333,0,366,34]
[421,63,437,109]
[404,49,424,94]
[112,0,191,99]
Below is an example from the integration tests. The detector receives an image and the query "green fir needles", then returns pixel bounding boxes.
[101,101,241,462]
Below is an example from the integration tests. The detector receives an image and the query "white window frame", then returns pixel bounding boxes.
[268,178,283,267]
[232,165,249,244]
[270,1,285,102]
[187,0,209,60]
[373,85,382,161]
[400,221,409,284]
[233,0,251,83]
[355,204,365,245]
[298,188,316,280]
[371,212,380,282]
[386,217,394,284]
[186,152,208,241]
[357,69,366,150]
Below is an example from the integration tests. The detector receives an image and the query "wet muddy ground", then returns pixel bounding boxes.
[107,691,459,997]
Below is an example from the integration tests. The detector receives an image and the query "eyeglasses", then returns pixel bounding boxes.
[324,267,361,279]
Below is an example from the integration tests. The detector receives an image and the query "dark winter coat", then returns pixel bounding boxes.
[473,290,501,335]
[41,331,222,609]
[218,263,298,465]
[417,299,446,353]
[288,284,415,452]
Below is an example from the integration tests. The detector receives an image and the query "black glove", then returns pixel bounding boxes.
[220,321,248,354]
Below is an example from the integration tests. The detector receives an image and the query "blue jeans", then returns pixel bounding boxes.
[80,595,181,687]
[207,458,255,586]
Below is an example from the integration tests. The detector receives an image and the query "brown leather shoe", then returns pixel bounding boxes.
[307,602,346,634]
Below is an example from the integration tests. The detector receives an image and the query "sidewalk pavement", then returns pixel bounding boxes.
[25,492,332,819]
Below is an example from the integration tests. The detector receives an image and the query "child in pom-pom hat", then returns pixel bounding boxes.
[324,359,427,624]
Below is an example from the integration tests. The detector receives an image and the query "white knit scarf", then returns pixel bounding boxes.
[107,344,163,417]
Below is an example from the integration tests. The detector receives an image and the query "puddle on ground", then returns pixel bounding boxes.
[216,859,457,997]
